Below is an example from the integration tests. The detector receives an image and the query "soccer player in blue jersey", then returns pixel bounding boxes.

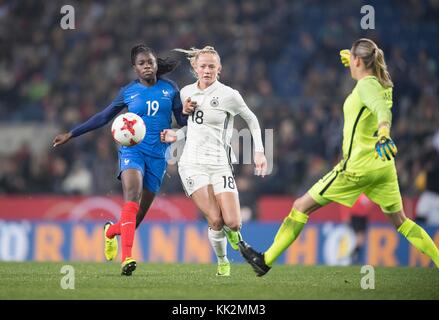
[53,45,188,275]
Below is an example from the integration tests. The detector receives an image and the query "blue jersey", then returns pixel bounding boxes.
[70,78,187,158]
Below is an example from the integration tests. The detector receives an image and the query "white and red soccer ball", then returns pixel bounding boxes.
[111,113,146,146]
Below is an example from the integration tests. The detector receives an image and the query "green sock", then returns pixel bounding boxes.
[398,218,439,268]
[223,225,242,250]
[264,208,308,266]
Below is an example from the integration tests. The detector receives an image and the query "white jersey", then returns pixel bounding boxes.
[179,80,264,165]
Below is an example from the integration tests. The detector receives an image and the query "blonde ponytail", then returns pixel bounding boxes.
[174,46,221,79]
[352,38,393,88]
[373,48,393,88]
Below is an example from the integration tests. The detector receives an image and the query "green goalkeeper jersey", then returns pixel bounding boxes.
[340,75,393,174]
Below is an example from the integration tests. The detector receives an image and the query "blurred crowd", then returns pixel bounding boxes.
[1,0,438,216]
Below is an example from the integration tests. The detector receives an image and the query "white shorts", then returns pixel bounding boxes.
[178,163,238,197]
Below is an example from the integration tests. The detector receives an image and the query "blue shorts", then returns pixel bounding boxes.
[118,150,167,193]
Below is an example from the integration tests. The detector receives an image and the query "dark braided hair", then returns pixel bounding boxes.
[130,44,179,77]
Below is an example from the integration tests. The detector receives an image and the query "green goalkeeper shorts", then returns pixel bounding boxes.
[308,163,403,214]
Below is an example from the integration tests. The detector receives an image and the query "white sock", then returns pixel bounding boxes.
[208,227,228,264]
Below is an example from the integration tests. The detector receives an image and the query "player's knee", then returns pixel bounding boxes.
[124,189,142,203]
[210,218,224,230]
[293,197,306,213]
[292,195,316,215]
[208,212,224,230]
[387,210,406,229]
[224,220,240,231]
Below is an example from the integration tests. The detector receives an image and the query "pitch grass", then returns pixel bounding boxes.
[0,262,438,300]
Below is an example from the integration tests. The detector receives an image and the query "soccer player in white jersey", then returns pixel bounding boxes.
[161,46,267,276]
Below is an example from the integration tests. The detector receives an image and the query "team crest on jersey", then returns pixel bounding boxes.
[186,177,194,190]
[210,97,219,107]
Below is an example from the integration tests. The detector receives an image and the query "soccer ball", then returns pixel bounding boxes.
[111,113,146,146]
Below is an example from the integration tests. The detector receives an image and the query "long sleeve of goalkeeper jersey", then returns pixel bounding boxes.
[357,76,392,125]
[70,88,127,137]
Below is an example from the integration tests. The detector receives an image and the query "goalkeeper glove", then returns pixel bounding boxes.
[374,126,398,161]
[340,49,351,67]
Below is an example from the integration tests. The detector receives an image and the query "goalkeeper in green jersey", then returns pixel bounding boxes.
[239,38,439,276]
